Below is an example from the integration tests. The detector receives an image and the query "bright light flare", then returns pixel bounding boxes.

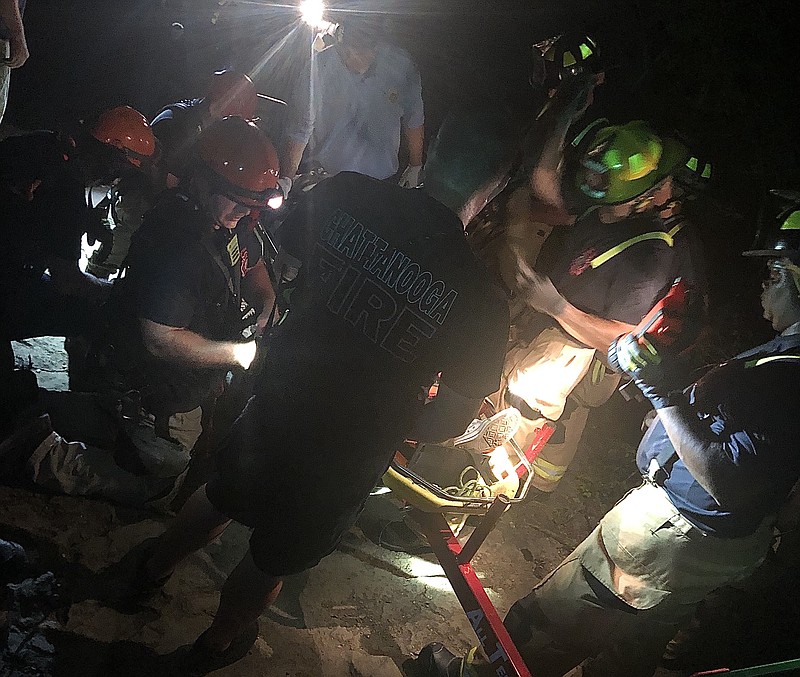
[267,194,284,210]
[299,0,325,28]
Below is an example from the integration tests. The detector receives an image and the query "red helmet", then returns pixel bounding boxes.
[206,70,258,120]
[197,116,280,207]
[90,105,156,167]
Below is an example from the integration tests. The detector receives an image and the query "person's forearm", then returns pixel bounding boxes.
[551,300,635,354]
[403,124,424,167]
[140,320,252,369]
[281,138,307,178]
[656,404,760,508]
[526,107,575,209]
[0,0,24,40]
[48,258,111,298]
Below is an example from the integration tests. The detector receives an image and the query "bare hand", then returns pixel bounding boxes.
[5,36,29,69]
[232,341,257,369]
[514,249,566,317]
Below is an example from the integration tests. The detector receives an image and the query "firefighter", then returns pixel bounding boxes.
[490,118,707,498]
[116,109,514,674]
[7,117,279,511]
[83,105,169,279]
[412,190,800,677]
[0,105,157,380]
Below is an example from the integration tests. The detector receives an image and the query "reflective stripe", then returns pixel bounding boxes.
[571,118,609,148]
[531,456,568,479]
[591,359,605,385]
[590,222,685,269]
[781,210,800,230]
[744,355,800,368]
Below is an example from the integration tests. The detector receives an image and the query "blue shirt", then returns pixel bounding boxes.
[637,333,800,537]
[286,42,424,180]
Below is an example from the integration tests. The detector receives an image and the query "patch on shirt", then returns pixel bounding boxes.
[387,88,399,104]
[240,247,250,277]
[226,233,241,267]
[569,247,599,276]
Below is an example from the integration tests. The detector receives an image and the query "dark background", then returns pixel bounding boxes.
[4,0,798,351]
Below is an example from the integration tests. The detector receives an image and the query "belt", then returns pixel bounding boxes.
[640,481,709,539]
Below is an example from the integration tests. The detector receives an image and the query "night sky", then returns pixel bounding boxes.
[5,0,797,349]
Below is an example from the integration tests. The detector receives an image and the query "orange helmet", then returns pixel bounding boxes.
[90,106,156,167]
[197,116,280,207]
[206,70,258,120]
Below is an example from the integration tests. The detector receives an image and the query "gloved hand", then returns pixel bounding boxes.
[276,176,293,199]
[611,333,678,409]
[514,251,566,316]
[399,164,423,188]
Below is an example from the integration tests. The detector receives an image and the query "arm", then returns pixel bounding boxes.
[516,260,634,354]
[140,319,255,369]
[551,299,636,354]
[281,61,314,178]
[280,137,307,179]
[0,0,28,68]
[402,123,424,168]
[410,382,482,443]
[525,76,598,209]
[241,258,278,335]
[47,257,112,299]
[654,404,767,509]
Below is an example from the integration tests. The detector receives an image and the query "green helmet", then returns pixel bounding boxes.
[532,33,602,90]
[743,189,800,261]
[574,120,688,205]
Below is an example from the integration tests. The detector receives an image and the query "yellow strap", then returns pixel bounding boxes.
[590,222,685,269]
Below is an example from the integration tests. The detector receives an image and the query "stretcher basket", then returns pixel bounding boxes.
[381,397,554,677]
[382,397,554,516]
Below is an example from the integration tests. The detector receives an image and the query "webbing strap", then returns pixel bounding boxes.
[590,221,685,270]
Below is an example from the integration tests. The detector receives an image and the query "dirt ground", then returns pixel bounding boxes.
[0,338,686,676]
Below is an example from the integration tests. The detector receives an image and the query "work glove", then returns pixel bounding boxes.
[398,164,423,188]
[514,252,566,317]
[611,333,680,409]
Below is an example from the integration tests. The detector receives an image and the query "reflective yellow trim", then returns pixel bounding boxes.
[701,162,712,179]
[781,210,800,231]
[686,156,699,171]
[579,42,593,59]
[563,51,577,67]
[590,222,686,269]
[744,355,800,369]
[591,359,605,385]
[531,457,567,477]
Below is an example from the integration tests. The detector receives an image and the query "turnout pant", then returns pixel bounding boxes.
[503,483,774,677]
